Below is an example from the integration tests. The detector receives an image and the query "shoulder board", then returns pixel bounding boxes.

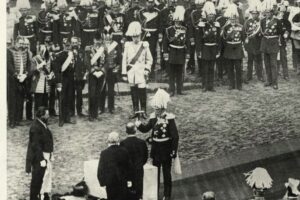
[85,46,92,51]
[214,21,220,27]
[150,112,156,119]
[142,41,149,48]
[166,113,175,120]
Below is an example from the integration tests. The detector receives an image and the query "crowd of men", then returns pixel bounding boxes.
[6,0,300,129]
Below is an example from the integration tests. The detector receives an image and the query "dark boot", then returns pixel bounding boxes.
[130,87,139,118]
[138,88,147,117]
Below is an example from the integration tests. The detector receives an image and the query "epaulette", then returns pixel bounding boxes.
[214,21,220,27]
[142,41,149,48]
[166,113,175,120]
[85,45,92,51]
[150,112,156,119]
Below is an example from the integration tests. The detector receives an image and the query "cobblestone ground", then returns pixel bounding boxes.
[7,71,300,199]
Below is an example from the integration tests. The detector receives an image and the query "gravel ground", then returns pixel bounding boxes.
[7,72,300,199]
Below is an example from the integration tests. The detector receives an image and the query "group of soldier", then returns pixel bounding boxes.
[6,0,300,129]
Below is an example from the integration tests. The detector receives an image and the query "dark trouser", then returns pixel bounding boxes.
[227,59,242,90]
[197,58,203,77]
[292,40,300,72]
[202,60,215,90]
[187,45,195,73]
[61,77,74,122]
[264,53,278,86]
[73,80,85,115]
[217,55,227,80]
[25,79,33,120]
[144,33,158,75]
[28,36,37,56]
[48,84,56,116]
[277,46,289,78]
[34,93,48,113]
[130,86,147,113]
[89,75,104,119]
[30,164,46,200]
[99,70,116,112]
[156,159,172,198]
[247,53,263,81]
[169,64,184,93]
[132,168,144,199]
[8,78,25,125]
[106,183,127,200]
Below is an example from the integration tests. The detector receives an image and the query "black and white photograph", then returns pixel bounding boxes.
[3,0,300,199]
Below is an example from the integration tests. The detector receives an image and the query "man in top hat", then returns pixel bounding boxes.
[14,0,38,55]
[196,1,221,92]
[97,132,133,200]
[122,21,153,119]
[98,26,122,114]
[260,0,283,90]
[163,5,190,96]
[291,0,300,75]
[222,3,245,90]
[135,88,179,200]
[244,0,264,83]
[37,0,60,48]
[120,122,148,200]
[7,37,32,128]
[189,0,206,77]
[277,4,291,81]
[138,0,161,79]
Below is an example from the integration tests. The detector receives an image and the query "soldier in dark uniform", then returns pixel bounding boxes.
[184,0,196,74]
[277,5,291,81]
[291,0,300,75]
[56,38,76,126]
[139,0,161,78]
[135,88,179,200]
[14,0,38,55]
[120,122,148,200]
[85,33,108,121]
[163,6,190,96]
[159,0,176,73]
[196,1,221,92]
[57,1,75,48]
[189,0,206,77]
[98,26,121,114]
[69,37,87,117]
[37,0,60,47]
[223,4,245,90]
[124,0,143,32]
[78,0,101,48]
[244,1,264,83]
[260,0,283,90]
[7,37,32,128]
[216,1,229,83]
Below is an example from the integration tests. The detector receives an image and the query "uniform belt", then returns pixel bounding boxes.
[153,137,170,142]
[60,31,71,35]
[226,41,242,44]
[264,35,279,39]
[143,28,157,32]
[40,30,53,33]
[204,43,217,46]
[20,34,35,38]
[83,29,97,32]
[169,44,185,49]
[112,32,123,35]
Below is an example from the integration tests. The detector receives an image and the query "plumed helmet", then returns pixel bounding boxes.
[202,1,216,17]
[126,21,142,36]
[285,178,300,197]
[202,191,215,200]
[173,5,185,21]
[150,88,171,109]
[217,0,230,10]
[248,0,262,13]
[57,0,68,9]
[16,0,31,10]
[261,0,277,12]
[195,0,206,5]
[224,3,239,18]
[244,167,273,190]
[80,0,93,6]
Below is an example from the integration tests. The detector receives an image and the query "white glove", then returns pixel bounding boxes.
[197,52,202,59]
[93,71,103,78]
[40,160,47,167]
[216,53,221,58]
[83,72,88,80]
[135,120,142,127]
[245,37,249,44]
[50,154,54,162]
[122,76,128,82]
[57,87,62,92]
[127,181,132,188]
[163,53,169,61]
[47,72,55,80]
[18,74,27,83]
